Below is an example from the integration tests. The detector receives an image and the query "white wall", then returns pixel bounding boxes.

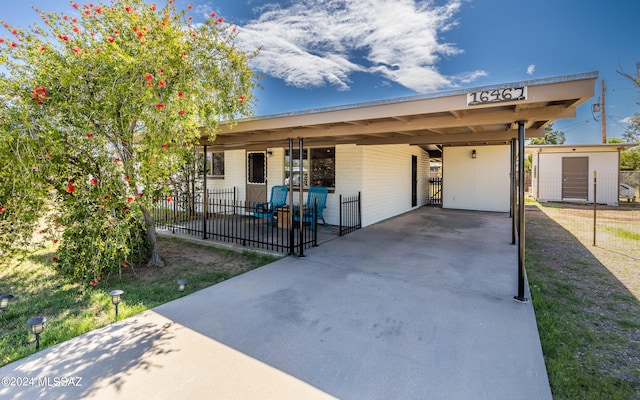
[361,144,430,226]
[535,152,619,205]
[205,149,246,201]
[442,145,510,212]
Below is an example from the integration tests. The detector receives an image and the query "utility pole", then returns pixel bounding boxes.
[601,79,607,144]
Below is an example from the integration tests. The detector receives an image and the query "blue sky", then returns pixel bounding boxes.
[3,0,639,143]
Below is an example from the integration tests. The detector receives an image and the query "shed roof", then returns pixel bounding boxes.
[526,143,638,154]
[203,72,598,151]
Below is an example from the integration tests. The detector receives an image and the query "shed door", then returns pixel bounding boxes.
[246,152,267,206]
[562,157,588,200]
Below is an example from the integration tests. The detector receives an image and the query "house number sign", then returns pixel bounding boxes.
[467,87,527,106]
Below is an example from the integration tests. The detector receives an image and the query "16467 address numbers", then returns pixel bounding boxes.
[467,87,527,106]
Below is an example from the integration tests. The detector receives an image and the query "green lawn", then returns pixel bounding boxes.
[0,238,278,367]
[526,205,640,399]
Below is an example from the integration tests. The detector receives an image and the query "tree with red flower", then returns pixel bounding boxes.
[0,0,257,279]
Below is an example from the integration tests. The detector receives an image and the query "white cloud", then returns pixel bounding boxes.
[526,64,536,75]
[235,0,482,92]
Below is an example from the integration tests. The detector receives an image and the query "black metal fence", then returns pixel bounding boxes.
[339,192,361,236]
[153,187,362,255]
[153,188,317,255]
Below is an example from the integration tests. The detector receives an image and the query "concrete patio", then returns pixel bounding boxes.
[0,207,551,399]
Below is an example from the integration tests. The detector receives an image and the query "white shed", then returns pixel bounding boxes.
[527,144,631,206]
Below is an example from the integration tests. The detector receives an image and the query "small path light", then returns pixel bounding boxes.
[0,294,14,312]
[109,289,124,320]
[177,279,188,293]
[26,315,47,351]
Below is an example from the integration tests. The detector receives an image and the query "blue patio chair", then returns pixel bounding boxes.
[293,186,328,228]
[254,185,289,227]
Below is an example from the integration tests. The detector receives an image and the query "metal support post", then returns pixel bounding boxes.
[515,121,527,302]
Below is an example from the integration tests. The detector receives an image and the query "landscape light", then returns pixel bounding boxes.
[109,289,124,320]
[26,315,47,351]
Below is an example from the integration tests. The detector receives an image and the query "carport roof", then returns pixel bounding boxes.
[202,71,598,150]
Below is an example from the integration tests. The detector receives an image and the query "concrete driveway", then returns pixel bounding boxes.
[0,207,552,400]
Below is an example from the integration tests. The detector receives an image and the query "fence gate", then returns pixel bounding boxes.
[429,177,442,206]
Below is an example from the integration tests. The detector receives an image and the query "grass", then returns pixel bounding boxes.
[605,226,640,241]
[0,238,279,367]
[526,204,640,399]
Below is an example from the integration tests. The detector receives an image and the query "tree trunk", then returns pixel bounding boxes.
[140,204,165,267]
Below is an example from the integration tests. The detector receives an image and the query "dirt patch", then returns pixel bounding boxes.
[122,238,272,284]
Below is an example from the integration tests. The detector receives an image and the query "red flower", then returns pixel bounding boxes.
[2,22,8,28]
[96,6,102,14]
[11,29,17,35]
[84,9,90,15]
[239,95,246,102]
[123,206,130,212]
[158,80,166,87]
[72,26,79,33]
[167,196,172,202]
[89,279,97,286]
[0,38,4,43]
[217,17,223,24]
[52,256,58,262]
[156,103,164,110]
[136,192,143,198]
[0,206,4,213]
[66,185,75,193]
[72,46,81,54]
[188,16,193,21]
[127,197,133,203]
[137,32,144,38]
[188,4,193,10]
[161,143,168,150]
[98,274,104,280]
[150,4,156,11]
[146,81,153,86]
[107,36,115,43]
[68,178,75,184]
[53,239,59,243]
[158,68,164,73]
[63,15,69,20]
[182,51,187,57]
[72,17,78,23]
[179,110,185,116]
[125,5,132,12]
[178,92,184,98]
[145,73,153,80]
[40,45,46,51]
[210,12,216,17]
[72,2,79,9]
[114,157,121,163]
[90,177,98,185]
[10,42,17,48]
[124,176,131,183]
[122,261,129,268]
[113,30,120,35]
[86,132,94,138]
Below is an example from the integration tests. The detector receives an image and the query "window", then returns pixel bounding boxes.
[202,152,224,177]
[285,147,335,190]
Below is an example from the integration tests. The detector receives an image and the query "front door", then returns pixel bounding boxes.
[562,157,588,200]
[246,151,267,206]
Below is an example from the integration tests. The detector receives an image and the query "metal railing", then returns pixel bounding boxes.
[153,189,316,255]
[339,192,361,236]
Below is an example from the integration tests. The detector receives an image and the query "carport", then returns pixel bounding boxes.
[201,71,598,300]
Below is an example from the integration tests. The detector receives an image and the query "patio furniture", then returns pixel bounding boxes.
[293,186,328,228]
[254,186,289,227]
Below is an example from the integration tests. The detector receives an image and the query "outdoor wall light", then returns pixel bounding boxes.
[471,149,477,159]
[266,150,273,157]
[109,289,124,320]
[0,294,14,312]
[26,315,47,351]
[177,279,188,293]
